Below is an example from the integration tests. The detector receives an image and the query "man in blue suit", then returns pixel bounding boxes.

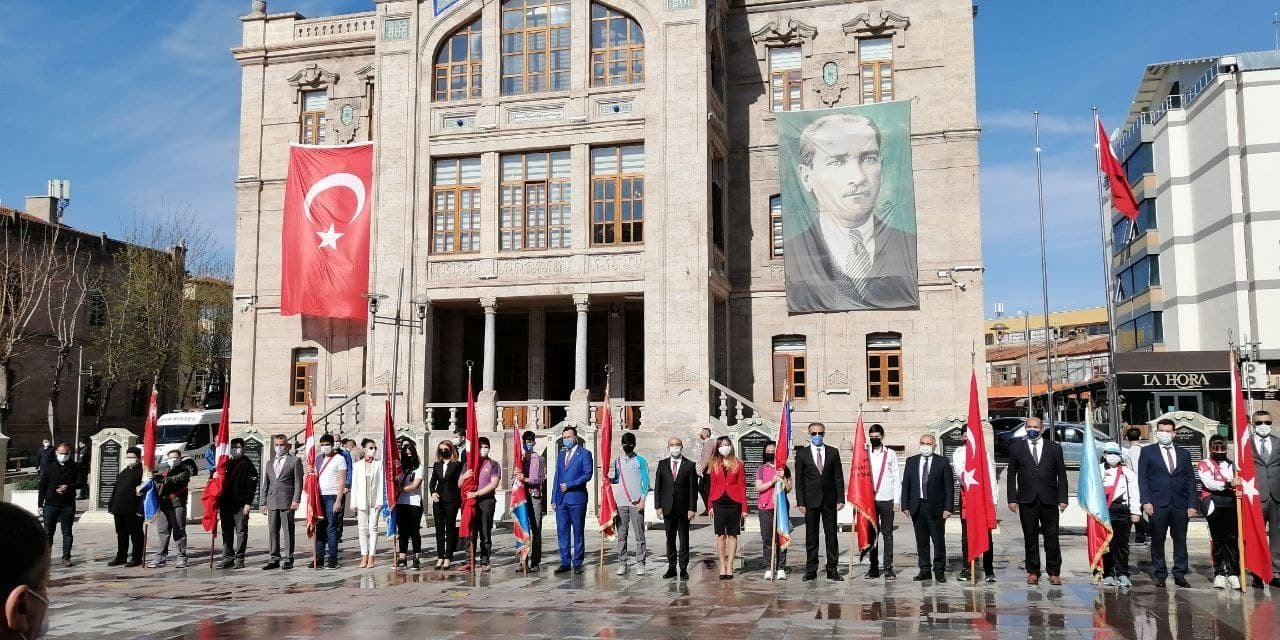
[1137,418,1198,588]
[552,425,593,574]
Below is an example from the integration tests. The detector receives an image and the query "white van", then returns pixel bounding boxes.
[153,410,222,471]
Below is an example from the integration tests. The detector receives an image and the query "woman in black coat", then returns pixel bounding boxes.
[108,447,146,567]
[428,440,464,569]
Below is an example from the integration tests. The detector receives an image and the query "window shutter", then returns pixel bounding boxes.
[303,91,328,112]
[770,47,802,71]
[860,38,892,62]
[772,353,789,402]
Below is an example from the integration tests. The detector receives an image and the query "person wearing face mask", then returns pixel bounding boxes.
[75,437,91,501]
[901,434,953,582]
[38,442,82,568]
[795,422,845,582]
[654,437,698,580]
[312,433,349,569]
[0,502,52,640]
[695,427,714,515]
[34,439,54,484]
[755,439,792,580]
[1137,418,1197,588]
[864,424,899,580]
[513,431,546,571]
[707,436,748,580]
[952,424,998,583]
[459,437,502,570]
[1122,427,1150,545]
[1249,410,1280,588]
[552,426,594,574]
[1099,442,1141,588]
[260,434,304,570]
[350,439,385,569]
[1005,416,1069,586]
[609,431,651,576]
[1197,435,1239,590]
[394,442,425,570]
[107,447,146,568]
[148,450,192,569]
[429,440,464,570]
[215,438,258,570]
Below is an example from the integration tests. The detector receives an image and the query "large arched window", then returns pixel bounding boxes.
[501,0,572,96]
[434,17,483,102]
[590,4,643,87]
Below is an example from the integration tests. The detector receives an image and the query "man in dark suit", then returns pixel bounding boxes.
[1249,410,1280,588]
[795,422,845,581]
[784,111,919,313]
[654,436,699,580]
[552,425,593,575]
[1005,417,1069,585]
[260,434,304,570]
[1137,418,1198,588]
[901,433,953,582]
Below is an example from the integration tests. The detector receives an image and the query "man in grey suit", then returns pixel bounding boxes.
[1250,410,1280,588]
[260,433,304,570]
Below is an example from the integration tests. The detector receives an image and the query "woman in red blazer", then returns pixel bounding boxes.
[708,436,748,579]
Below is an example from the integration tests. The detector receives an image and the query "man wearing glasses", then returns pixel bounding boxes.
[1251,410,1280,588]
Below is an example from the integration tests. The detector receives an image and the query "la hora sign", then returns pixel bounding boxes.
[1116,371,1230,391]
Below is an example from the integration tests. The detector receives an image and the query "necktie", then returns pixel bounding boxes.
[921,457,930,500]
[275,457,283,477]
[1032,442,1040,465]
[672,459,679,479]
[843,229,872,297]
[816,446,824,472]
[1263,439,1271,461]
[1164,446,1175,473]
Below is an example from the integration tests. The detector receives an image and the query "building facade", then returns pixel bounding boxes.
[229,0,984,448]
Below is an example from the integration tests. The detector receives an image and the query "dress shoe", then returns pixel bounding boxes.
[61,558,74,568]
[985,575,998,583]
[555,565,573,575]
[234,558,245,569]
[572,566,584,574]
[1155,579,1167,588]
[864,569,881,579]
[125,560,142,568]
[107,558,126,567]
[1048,576,1063,586]
[1174,577,1191,588]
[826,571,844,581]
[719,574,730,580]
[679,569,689,580]
[912,571,931,581]
[281,560,294,570]
[262,561,281,570]
[325,559,338,570]
[934,573,947,583]
[217,559,236,570]
[958,569,971,581]
[1026,573,1039,585]
[803,572,818,581]
[884,569,897,580]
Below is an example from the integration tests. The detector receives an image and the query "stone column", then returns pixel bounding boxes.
[478,297,499,432]
[569,294,590,424]
[527,306,546,401]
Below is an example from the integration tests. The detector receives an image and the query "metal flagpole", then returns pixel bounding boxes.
[1023,311,1033,418]
[970,345,977,585]
[599,369,611,572]
[1230,343,1249,591]
[1092,108,1124,436]
[850,403,862,574]
[1034,111,1055,430]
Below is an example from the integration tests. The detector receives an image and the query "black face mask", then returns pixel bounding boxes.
[622,444,635,454]
[869,437,883,448]
[764,450,775,460]
[1210,451,1228,462]
[438,449,450,458]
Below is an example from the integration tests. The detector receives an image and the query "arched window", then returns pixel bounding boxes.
[590,4,643,86]
[434,17,483,102]
[769,195,783,258]
[501,0,572,96]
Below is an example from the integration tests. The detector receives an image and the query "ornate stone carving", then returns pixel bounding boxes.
[573,293,589,312]
[750,18,818,47]
[765,264,785,282]
[665,366,698,384]
[843,10,911,38]
[508,107,564,124]
[427,260,479,280]
[496,256,571,277]
[328,98,362,143]
[480,297,498,311]
[355,62,376,83]
[287,63,339,98]
[586,252,641,273]
[596,99,634,116]
[330,377,348,394]
[251,1,267,16]
[666,0,693,10]
[825,369,849,388]
[373,370,392,386]
[812,54,850,107]
[383,17,410,41]
[440,112,476,131]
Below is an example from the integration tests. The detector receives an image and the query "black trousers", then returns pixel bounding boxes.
[43,503,75,560]
[868,500,895,572]
[1206,502,1239,577]
[804,505,840,574]
[473,497,496,562]
[528,495,544,567]
[113,513,144,563]
[1102,503,1133,578]
[911,503,946,573]
[396,504,423,554]
[219,507,249,560]
[1017,501,1062,576]
[664,513,691,570]
[1150,505,1190,580]
[433,501,459,561]
[957,491,993,574]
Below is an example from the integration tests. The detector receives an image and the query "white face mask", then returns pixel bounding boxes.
[669,447,683,458]
[717,445,732,456]
[276,445,289,456]
[167,458,180,468]
[918,445,934,457]
[479,447,490,458]
[1155,432,1173,446]
[1256,425,1273,438]
[42,442,51,449]
[320,445,333,455]
[366,448,377,459]
[125,457,139,467]
[56,454,69,464]
[1104,453,1122,467]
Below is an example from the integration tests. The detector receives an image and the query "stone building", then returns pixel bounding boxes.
[229,0,984,450]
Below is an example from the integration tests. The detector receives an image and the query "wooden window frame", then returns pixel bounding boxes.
[769,195,783,258]
[771,340,807,401]
[866,334,903,400]
[500,151,572,251]
[290,348,318,406]
[859,38,894,104]
[500,0,572,96]
[431,158,482,254]
[769,47,802,112]
[434,18,484,102]
[589,4,644,87]
[590,146,644,246]
[299,91,327,144]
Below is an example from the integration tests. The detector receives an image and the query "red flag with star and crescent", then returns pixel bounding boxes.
[281,142,373,320]
[1096,118,1139,221]
[962,370,998,564]
[1233,357,1273,584]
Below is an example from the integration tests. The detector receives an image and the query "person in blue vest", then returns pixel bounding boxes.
[551,425,593,575]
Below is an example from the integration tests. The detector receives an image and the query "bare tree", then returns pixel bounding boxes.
[0,213,62,436]
[43,235,103,437]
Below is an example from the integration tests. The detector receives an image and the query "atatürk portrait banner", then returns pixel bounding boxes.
[778,101,919,313]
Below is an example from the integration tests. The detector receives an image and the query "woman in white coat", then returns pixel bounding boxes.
[351,438,385,568]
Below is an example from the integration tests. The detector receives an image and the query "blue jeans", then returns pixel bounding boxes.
[315,495,344,563]
[555,502,586,567]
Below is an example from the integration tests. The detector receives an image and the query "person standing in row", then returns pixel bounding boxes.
[1251,410,1280,588]
[395,442,425,570]
[1099,442,1140,587]
[461,437,501,570]
[1198,435,1240,590]
[351,438,384,569]
[756,439,792,580]
[954,423,998,583]
[696,428,714,515]
[39,442,81,567]
[107,447,146,568]
[218,439,258,570]
[75,437,91,500]
[553,426,593,575]
[654,437,697,580]
[312,434,348,569]
[796,422,844,582]
[610,431,650,576]
[901,434,952,582]
[148,450,192,569]
[515,430,546,571]
[1006,417,1068,586]
[865,424,899,580]
[708,436,747,580]
[261,434,304,570]
[1122,427,1149,545]
[429,440,463,570]
[1138,418,1197,588]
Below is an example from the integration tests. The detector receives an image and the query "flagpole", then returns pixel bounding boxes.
[1092,108,1124,437]
[850,403,862,575]
[1231,346,1248,592]
[466,360,476,576]
[1033,111,1056,430]
[599,368,611,573]
[209,518,218,570]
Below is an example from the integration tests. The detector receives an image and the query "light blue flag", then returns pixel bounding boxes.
[775,395,794,551]
[1078,411,1112,570]
[141,477,160,521]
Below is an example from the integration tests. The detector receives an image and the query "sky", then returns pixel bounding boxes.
[1,0,1278,313]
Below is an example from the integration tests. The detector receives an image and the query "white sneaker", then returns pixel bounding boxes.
[616,563,628,576]
[1101,577,1115,587]
[1118,575,1133,588]
[763,570,774,580]
[1213,575,1228,589]
[1228,575,1241,590]
[634,564,645,576]
[776,569,787,580]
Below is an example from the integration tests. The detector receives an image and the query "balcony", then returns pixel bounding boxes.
[1115,63,1222,159]
[293,12,376,41]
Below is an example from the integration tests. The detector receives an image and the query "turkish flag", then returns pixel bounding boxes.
[281,143,373,320]
[1096,119,1139,221]
[1232,361,1273,584]
[961,370,997,564]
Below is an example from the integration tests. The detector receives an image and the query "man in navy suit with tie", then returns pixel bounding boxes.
[552,425,593,574]
[901,433,953,582]
[1138,418,1198,588]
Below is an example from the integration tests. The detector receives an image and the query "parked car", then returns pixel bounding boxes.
[990,417,1026,461]
[1005,422,1110,468]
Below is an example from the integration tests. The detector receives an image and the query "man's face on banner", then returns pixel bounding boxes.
[799,118,883,226]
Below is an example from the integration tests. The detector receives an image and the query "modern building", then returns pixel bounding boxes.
[228,0,984,450]
[984,306,1108,346]
[1105,50,1280,424]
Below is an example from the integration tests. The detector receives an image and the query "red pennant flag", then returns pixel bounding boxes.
[597,399,618,539]
[1233,360,1274,584]
[458,376,480,541]
[382,399,400,512]
[201,390,231,532]
[302,396,322,538]
[281,143,373,320]
[847,414,877,551]
[1097,119,1139,221]
[141,385,158,468]
[961,370,998,564]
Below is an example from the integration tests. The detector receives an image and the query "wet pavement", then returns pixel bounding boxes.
[45,515,1278,640]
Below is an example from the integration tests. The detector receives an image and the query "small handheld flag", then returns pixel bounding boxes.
[774,392,794,551]
[509,424,533,562]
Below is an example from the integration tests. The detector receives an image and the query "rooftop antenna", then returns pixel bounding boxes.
[1273,11,1279,49]
[48,179,71,220]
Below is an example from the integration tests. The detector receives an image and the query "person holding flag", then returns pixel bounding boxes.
[609,431,651,576]
[350,438,385,569]
[394,442,425,570]
[514,430,546,571]
[217,439,258,570]
[952,423,998,583]
[1098,442,1141,587]
[1197,435,1240,590]
[864,424,899,580]
[552,425,593,575]
[312,434,349,570]
[1235,369,1275,588]
[1077,411,1113,585]
[107,447,146,568]
[147,449,193,569]
[460,437,501,570]
[507,426,535,572]
[260,434,304,570]
[755,439,792,580]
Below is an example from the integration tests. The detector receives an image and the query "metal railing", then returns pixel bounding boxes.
[293,12,376,40]
[588,401,645,430]
[1116,63,1222,159]
[288,388,367,444]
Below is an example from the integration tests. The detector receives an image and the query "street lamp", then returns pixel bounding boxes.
[364,269,429,425]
